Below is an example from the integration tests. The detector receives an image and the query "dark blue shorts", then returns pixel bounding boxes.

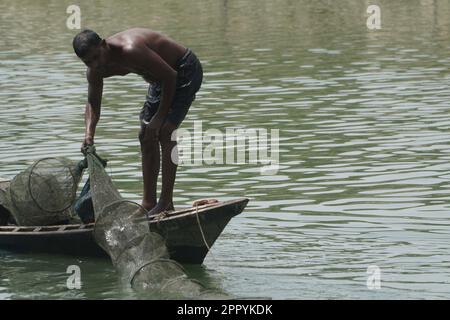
[139,48,203,128]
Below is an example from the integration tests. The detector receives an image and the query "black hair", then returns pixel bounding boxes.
[72,29,102,58]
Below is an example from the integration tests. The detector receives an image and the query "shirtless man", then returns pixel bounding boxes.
[73,28,203,215]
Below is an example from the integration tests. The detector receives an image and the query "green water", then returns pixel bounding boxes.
[1,0,450,299]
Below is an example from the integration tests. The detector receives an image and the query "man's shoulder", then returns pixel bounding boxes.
[107,34,148,55]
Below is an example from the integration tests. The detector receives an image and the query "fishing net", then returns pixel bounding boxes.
[86,146,229,299]
[0,158,84,226]
[0,146,229,298]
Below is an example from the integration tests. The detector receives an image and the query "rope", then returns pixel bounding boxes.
[193,199,228,283]
[195,203,211,251]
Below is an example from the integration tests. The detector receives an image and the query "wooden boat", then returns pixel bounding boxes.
[0,179,248,264]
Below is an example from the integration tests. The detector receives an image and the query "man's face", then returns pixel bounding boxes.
[81,46,106,71]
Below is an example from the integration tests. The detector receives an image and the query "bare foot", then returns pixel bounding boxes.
[141,201,156,212]
[147,202,175,216]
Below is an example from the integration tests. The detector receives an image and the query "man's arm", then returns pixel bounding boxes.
[126,45,177,123]
[83,68,103,149]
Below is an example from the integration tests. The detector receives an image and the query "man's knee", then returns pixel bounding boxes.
[159,122,177,145]
[139,125,159,150]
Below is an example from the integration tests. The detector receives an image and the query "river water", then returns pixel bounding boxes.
[1,0,450,299]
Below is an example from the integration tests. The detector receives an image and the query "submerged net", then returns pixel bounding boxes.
[0,147,229,298]
[0,157,84,226]
[86,146,229,299]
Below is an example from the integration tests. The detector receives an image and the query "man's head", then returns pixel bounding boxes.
[73,29,108,70]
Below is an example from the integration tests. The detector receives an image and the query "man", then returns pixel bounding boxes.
[73,28,203,215]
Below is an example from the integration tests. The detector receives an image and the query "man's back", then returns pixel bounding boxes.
[106,28,187,74]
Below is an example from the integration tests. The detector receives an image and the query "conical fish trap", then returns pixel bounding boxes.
[5,157,83,226]
[86,148,230,298]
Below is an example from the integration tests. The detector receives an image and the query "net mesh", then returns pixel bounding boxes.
[86,146,229,299]
[1,157,84,226]
[0,147,230,298]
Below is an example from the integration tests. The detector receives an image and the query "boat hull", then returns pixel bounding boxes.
[0,198,248,264]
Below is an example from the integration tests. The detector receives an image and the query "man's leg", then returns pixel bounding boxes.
[139,124,160,211]
[147,121,177,215]
[146,50,202,215]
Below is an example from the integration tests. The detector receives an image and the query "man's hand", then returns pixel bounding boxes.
[143,116,164,142]
[81,136,94,154]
